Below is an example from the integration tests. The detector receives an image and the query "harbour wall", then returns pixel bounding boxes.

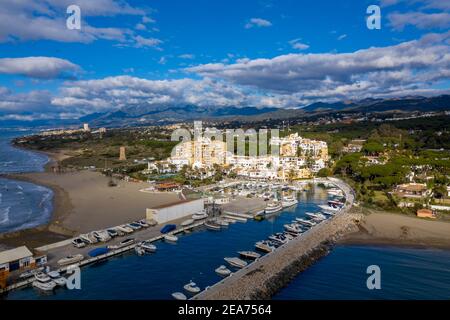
[195,193,361,299]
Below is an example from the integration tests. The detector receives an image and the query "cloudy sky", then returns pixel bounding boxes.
[0,0,449,121]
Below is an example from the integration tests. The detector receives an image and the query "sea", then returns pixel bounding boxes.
[0,129,53,233]
[1,128,449,300]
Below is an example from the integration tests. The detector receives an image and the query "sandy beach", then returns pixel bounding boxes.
[342,208,450,249]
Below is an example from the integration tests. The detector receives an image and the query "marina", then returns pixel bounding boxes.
[3,181,342,299]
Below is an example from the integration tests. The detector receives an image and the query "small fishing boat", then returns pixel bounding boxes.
[238,251,261,260]
[268,233,289,245]
[172,292,187,300]
[183,281,201,294]
[139,241,157,253]
[127,222,142,230]
[192,212,208,220]
[318,204,340,212]
[116,225,134,234]
[223,218,237,224]
[181,219,194,227]
[295,218,316,226]
[205,221,221,231]
[136,220,150,228]
[255,241,275,253]
[57,254,84,266]
[215,265,232,277]
[164,234,178,242]
[224,257,248,269]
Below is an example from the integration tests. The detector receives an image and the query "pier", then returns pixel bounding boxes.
[193,178,359,300]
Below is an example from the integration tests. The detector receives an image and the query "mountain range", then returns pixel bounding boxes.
[1,94,449,128]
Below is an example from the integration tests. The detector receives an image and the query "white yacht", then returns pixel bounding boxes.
[205,221,221,231]
[79,232,98,244]
[215,265,232,277]
[92,230,112,242]
[295,218,316,226]
[32,272,56,291]
[284,224,303,234]
[57,254,84,266]
[281,195,298,208]
[183,281,201,294]
[264,201,283,214]
[224,257,248,269]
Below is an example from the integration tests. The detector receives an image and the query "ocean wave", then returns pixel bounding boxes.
[0,206,11,224]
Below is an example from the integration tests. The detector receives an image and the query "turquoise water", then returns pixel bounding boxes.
[274,245,450,300]
[0,130,53,233]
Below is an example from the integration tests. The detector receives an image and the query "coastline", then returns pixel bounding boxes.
[340,208,450,250]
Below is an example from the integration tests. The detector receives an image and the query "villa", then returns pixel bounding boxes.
[394,183,432,199]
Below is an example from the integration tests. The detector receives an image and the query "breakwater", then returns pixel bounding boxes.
[194,209,361,300]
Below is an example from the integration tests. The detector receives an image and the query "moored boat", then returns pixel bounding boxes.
[224,257,248,268]
[164,234,178,242]
[183,281,201,294]
[264,201,283,214]
[139,240,157,253]
[281,195,299,208]
[172,292,187,300]
[192,211,208,220]
[57,254,84,266]
[215,265,232,277]
[255,241,275,253]
[205,221,221,231]
[181,219,194,227]
[32,273,56,291]
[238,251,261,260]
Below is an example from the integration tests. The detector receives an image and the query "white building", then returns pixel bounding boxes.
[146,198,204,224]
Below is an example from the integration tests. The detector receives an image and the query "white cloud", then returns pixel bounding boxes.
[245,18,272,29]
[389,12,450,30]
[289,39,309,50]
[179,54,195,59]
[134,35,163,48]
[337,34,347,40]
[186,32,450,99]
[0,57,80,79]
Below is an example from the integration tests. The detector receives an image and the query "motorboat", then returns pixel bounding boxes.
[295,218,316,226]
[327,188,343,196]
[205,221,221,231]
[215,265,232,277]
[223,218,236,224]
[255,241,275,253]
[139,241,157,253]
[135,246,145,256]
[224,257,248,269]
[264,201,283,214]
[328,200,345,207]
[136,220,150,228]
[238,251,261,260]
[71,237,86,248]
[183,281,201,294]
[305,212,327,220]
[106,229,119,238]
[281,195,299,208]
[92,230,112,242]
[32,273,56,291]
[107,238,135,250]
[127,222,142,230]
[79,232,98,244]
[318,204,340,212]
[284,224,303,234]
[192,212,208,220]
[116,225,134,234]
[181,219,194,227]
[147,219,158,227]
[164,234,178,242]
[57,254,84,266]
[268,233,289,245]
[172,292,187,300]
[47,271,67,286]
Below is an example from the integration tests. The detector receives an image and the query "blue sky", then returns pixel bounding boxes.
[0,0,449,121]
